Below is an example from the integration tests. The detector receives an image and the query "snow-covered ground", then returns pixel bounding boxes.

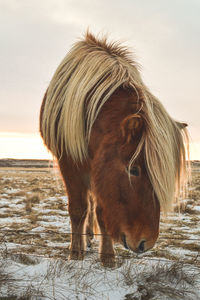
[0,254,199,300]
[0,162,199,299]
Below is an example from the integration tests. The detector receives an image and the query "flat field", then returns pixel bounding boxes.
[0,159,199,299]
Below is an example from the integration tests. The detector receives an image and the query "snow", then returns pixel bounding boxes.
[0,255,199,300]
[193,205,200,212]
[38,219,71,231]
[0,217,28,224]
[4,188,20,194]
[166,247,199,259]
[0,164,200,299]
[30,226,46,232]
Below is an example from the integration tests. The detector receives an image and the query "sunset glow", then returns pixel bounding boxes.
[0,132,199,161]
[0,132,52,160]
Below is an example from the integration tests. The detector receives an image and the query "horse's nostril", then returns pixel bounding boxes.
[138,240,145,252]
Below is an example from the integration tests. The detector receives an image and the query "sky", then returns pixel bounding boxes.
[0,0,200,159]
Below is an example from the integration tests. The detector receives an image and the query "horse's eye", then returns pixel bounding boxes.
[128,166,140,176]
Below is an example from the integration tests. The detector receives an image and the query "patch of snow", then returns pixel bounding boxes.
[30,226,46,232]
[4,188,20,194]
[0,217,28,224]
[47,196,58,201]
[193,205,200,212]
[180,227,200,233]
[1,242,29,249]
[164,214,192,222]
[0,256,199,300]
[47,241,68,247]
[37,219,71,231]
[183,236,200,245]
[166,247,198,258]
[0,197,10,204]
[40,215,67,222]
[60,195,68,202]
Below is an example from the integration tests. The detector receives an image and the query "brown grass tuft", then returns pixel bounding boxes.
[27,213,38,224]
[122,261,199,300]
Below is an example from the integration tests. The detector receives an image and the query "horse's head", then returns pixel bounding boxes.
[91,112,160,254]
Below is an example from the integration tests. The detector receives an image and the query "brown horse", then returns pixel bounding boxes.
[40,32,189,265]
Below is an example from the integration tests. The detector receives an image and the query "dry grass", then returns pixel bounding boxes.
[24,193,41,214]
[27,213,39,224]
[25,199,32,213]
[0,164,200,264]
[122,261,200,300]
[0,163,200,299]
[10,253,40,265]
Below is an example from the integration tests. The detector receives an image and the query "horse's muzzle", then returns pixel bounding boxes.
[122,234,146,253]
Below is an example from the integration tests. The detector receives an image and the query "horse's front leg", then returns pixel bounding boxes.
[68,188,88,260]
[96,205,115,267]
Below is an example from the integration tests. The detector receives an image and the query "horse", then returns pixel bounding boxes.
[40,32,189,266]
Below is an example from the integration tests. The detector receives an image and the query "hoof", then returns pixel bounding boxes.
[68,250,84,261]
[100,254,116,268]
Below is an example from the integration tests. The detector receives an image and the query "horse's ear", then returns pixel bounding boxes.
[176,121,188,129]
[120,114,143,143]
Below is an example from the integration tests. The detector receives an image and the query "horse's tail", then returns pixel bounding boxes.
[40,32,142,162]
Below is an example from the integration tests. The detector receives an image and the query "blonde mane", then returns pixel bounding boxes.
[41,32,189,212]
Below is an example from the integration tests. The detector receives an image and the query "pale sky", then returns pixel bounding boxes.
[0,0,200,159]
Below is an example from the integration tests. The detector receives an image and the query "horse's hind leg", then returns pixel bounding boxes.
[86,194,94,248]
